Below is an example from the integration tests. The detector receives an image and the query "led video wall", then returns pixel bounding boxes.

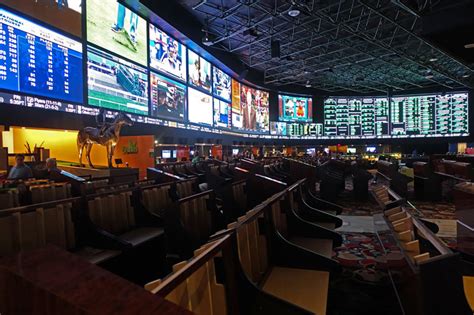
[324,93,469,138]
[0,2,469,141]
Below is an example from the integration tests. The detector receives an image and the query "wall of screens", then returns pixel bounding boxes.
[0,2,470,141]
[324,93,469,138]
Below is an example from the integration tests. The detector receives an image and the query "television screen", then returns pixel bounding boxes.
[149,24,186,81]
[347,148,356,154]
[231,79,243,129]
[212,66,231,102]
[188,50,211,93]
[3,0,82,38]
[306,148,316,155]
[150,72,186,121]
[366,146,376,153]
[235,84,270,132]
[213,99,231,129]
[188,87,213,125]
[86,0,147,65]
[270,122,287,136]
[0,8,83,104]
[278,94,312,122]
[162,150,171,158]
[232,149,239,155]
[87,46,148,115]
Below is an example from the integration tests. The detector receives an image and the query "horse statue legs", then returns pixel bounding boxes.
[106,144,116,168]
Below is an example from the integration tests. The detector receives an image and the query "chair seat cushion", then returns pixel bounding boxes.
[74,247,121,265]
[120,227,164,246]
[289,237,333,258]
[315,222,336,230]
[262,266,329,315]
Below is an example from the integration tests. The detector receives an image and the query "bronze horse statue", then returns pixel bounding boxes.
[77,112,133,168]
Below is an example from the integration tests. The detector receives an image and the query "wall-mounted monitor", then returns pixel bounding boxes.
[3,0,82,38]
[150,72,186,121]
[347,148,356,154]
[232,148,239,155]
[234,83,270,133]
[87,46,148,115]
[212,66,231,102]
[0,8,83,104]
[149,24,186,81]
[278,94,312,122]
[270,122,287,136]
[188,50,211,93]
[162,150,171,158]
[86,0,147,66]
[188,87,213,125]
[213,98,231,129]
[366,146,376,153]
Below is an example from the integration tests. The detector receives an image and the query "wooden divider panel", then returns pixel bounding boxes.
[0,213,20,256]
[180,195,212,242]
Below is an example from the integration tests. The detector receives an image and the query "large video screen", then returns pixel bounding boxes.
[188,50,211,93]
[188,87,213,125]
[150,72,186,121]
[3,0,82,38]
[391,93,469,137]
[87,46,148,115]
[149,24,186,82]
[0,8,83,104]
[238,84,270,132]
[213,98,231,129]
[231,79,242,129]
[278,94,312,122]
[86,0,147,66]
[212,66,231,102]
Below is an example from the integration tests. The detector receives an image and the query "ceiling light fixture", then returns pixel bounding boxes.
[462,74,470,78]
[288,1,300,17]
[202,32,213,46]
[429,57,438,62]
[464,43,474,49]
[305,80,311,88]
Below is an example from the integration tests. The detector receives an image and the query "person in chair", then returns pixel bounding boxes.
[8,154,33,180]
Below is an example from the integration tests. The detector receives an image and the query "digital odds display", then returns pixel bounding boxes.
[86,0,147,66]
[87,46,148,115]
[149,24,186,82]
[278,94,312,122]
[324,93,468,138]
[0,7,83,104]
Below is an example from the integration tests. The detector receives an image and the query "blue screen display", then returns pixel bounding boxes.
[0,8,83,103]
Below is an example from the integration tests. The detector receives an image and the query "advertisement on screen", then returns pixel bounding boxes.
[188,50,211,93]
[278,94,312,122]
[150,72,186,121]
[213,99,231,129]
[87,0,147,65]
[3,0,82,37]
[0,8,83,104]
[212,66,231,102]
[188,87,213,125]
[149,24,186,81]
[87,46,148,115]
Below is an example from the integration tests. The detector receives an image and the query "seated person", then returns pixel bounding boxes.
[8,154,33,180]
[45,158,61,178]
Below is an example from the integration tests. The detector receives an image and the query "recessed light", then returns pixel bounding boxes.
[464,43,474,49]
[462,74,470,78]
[288,8,300,17]
[429,57,438,62]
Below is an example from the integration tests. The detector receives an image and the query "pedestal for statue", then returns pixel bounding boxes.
[60,165,139,184]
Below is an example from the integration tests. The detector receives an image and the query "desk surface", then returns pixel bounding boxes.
[0,245,192,315]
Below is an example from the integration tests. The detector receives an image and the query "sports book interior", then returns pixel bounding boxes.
[0,0,474,314]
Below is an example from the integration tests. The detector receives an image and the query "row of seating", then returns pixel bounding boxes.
[145,178,343,315]
[371,185,404,210]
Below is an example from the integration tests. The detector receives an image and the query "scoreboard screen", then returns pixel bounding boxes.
[324,93,468,138]
[324,97,389,137]
[0,8,83,104]
[391,93,468,137]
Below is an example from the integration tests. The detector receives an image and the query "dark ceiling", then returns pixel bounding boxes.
[174,0,474,94]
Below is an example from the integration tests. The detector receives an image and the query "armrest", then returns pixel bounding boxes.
[81,223,132,250]
[303,189,343,214]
